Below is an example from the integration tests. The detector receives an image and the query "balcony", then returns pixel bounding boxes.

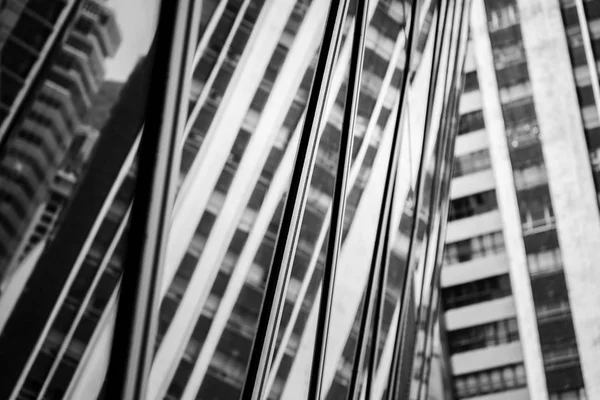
[451,341,523,375]
[445,296,516,332]
[442,252,509,288]
[450,169,496,200]
[521,211,555,236]
[536,300,571,321]
[446,210,503,243]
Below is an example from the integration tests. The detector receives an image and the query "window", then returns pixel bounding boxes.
[549,387,587,400]
[229,128,252,167]
[3,39,38,79]
[463,71,479,93]
[448,190,497,221]
[453,149,491,177]
[519,188,554,231]
[214,167,235,194]
[444,231,505,265]
[542,340,580,366]
[514,163,547,190]
[454,363,527,398]
[442,274,512,310]
[448,318,519,353]
[458,110,485,135]
[528,247,562,275]
[496,62,529,88]
[487,3,519,31]
[576,85,595,107]
[492,43,526,69]
[502,97,537,129]
[536,298,571,319]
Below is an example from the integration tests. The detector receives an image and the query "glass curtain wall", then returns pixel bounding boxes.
[0,0,470,399]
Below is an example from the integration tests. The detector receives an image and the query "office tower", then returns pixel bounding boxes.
[439,0,600,399]
[0,0,470,399]
[0,0,121,281]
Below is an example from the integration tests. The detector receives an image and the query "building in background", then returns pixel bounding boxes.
[439,0,600,399]
[0,0,470,399]
[0,0,121,281]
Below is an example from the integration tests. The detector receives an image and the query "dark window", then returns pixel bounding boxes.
[247,180,268,211]
[448,190,497,221]
[576,85,595,107]
[502,97,537,128]
[559,4,579,28]
[463,70,479,92]
[454,363,526,398]
[3,38,38,78]
[214,167,235,194]
[453,149,491,177]
[549,387,587,400]
[458,110,485,135]
[11,10,51,52]
[518,185,554,230]
[448,318,519,353]
[444,231,505,265]
[442,274,512,310]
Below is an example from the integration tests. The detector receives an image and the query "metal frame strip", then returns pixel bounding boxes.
[307,0,370,398]
[104,0,201,399]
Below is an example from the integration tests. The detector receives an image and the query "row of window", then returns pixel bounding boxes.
[549,387,587,400]
[519,192,555,233]
[528,247,563,276]
[443,231,504,265]
[442,274,512,310]
[448,190,497,221]
[458,109,485,135]
[452,149,491,178]
[454,363,526,399]
[448,317,519,354]
[513,163,547,190]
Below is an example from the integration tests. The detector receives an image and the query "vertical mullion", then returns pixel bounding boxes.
[417,3,462,399]
[307,0,369,398]
[368,0,449,395]
[413,1,470,398]
[240,1,349,398]
[378,0,422,397]
[409,0,454,393]
[416,4,472,399]
[347,0,423,397]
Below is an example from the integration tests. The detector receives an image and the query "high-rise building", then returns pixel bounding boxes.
[0,0,470,399]
[0,0,121,281]
[440,0,600,399]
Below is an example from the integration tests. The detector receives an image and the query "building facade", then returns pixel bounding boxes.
[0,0,470,399]
[440,0,600,399]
